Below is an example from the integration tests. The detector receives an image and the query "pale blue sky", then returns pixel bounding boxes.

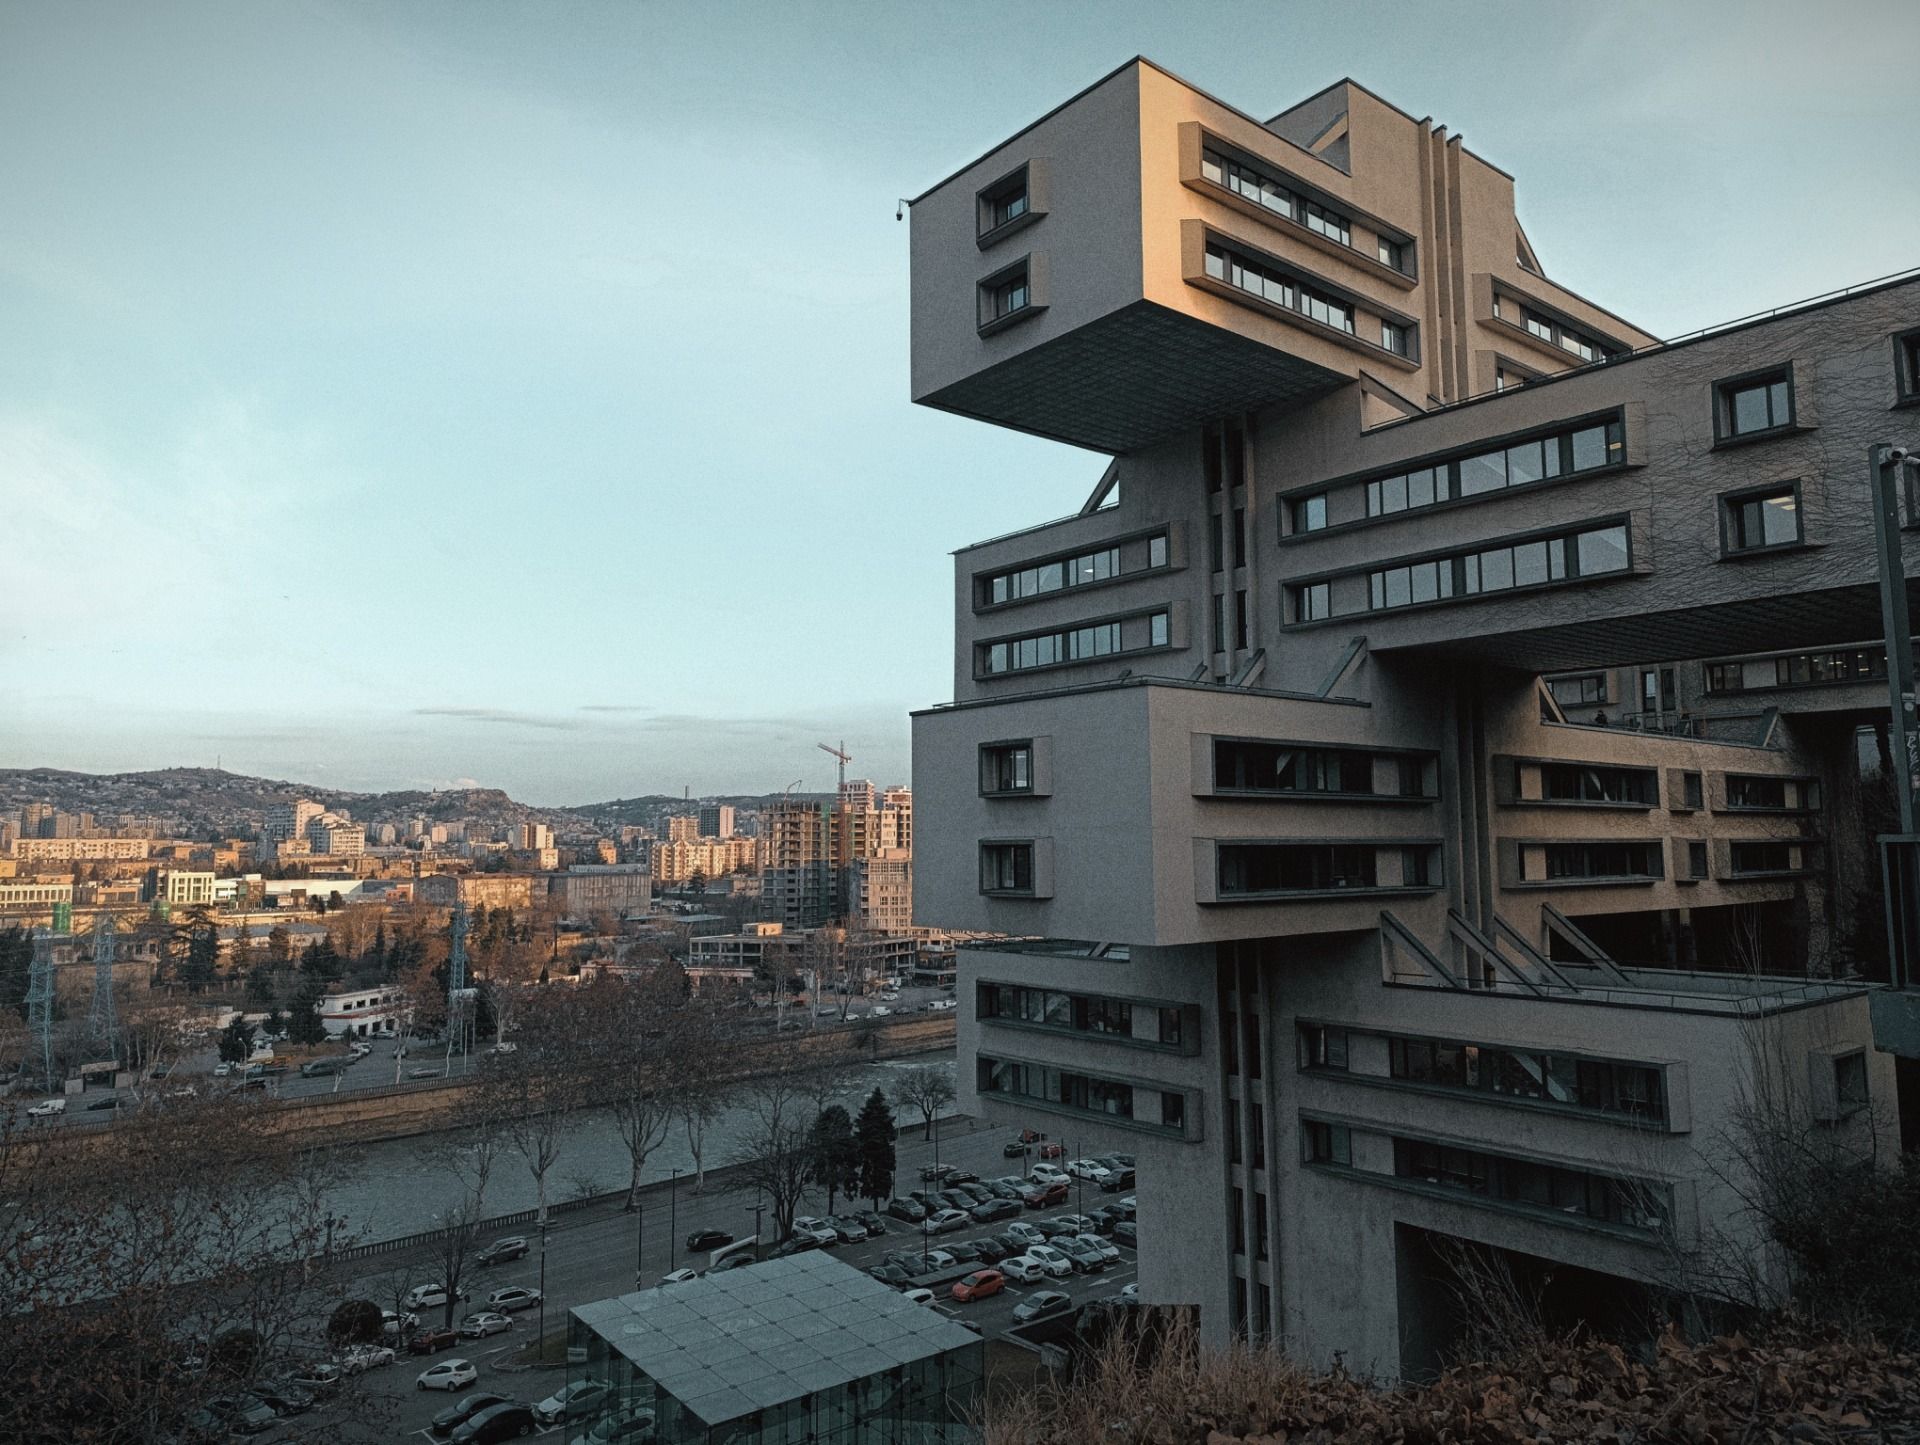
[2,0,1915,803]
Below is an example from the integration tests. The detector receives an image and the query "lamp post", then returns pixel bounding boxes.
[536,1221,548,1355]
[748,1204,764,1256]
[634,1200,645,1282]
[669,1169,680,1263]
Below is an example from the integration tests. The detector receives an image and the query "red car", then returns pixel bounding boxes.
[1021,1180,1069,1209]
[951,1269,1005,1303]
[409,1327,459,1355]
[1037,1141,1064,1160]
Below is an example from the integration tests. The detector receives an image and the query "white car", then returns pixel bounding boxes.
[921,1209,970,1235]
[416,1358,477,1392]
[1065,1159,1113,1184]
[212,1062,233,1078]
[339,1344,395,1374]
[1119,1283,1139,1304]
[26,1098,66,1118]
[1076,1232,1122,1265]
[868,1006,891,1017]
[379,1309,419,1338]
[1025,1245,1074,1279]
[535,1379,613,1425]
[790,1217,840,1246]
[657,1268,698,1286]
[1000,1254,1048,1284]
[920,1249,957,1271]
[404,1283,465,1311]
[902,1288,935,1306]
[485,1286,542,1312]
[1004,1222,1047,1249]
[1028,1163,1068,1186]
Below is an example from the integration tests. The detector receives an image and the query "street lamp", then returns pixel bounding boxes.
[537,1221,548,1355]
[747,1204,765,1254]
[634,1201,646,1282]
[669,1169,680,1263]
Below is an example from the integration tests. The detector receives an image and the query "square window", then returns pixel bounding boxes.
[1718,368,1794,439]
[1293,494,1328,533]
[980,842,1035,894]
[1726,487,1801,553]
[1577,525,1630,575]
[979,167,1031,236]
[981,743,1033,795]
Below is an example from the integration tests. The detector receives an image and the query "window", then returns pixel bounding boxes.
[1294,581,1331,622]
[1687,841,1709,879]
[979,742,1033,794]
[979,842,1034,895]
[977,1056,1184,1134]
[983,266,1030,324]
[1253,1192,1269,1259]
[1234,590,1249,650]
[1149,534,1168,568]
[1495,294,1617,362]
[1387,1036,1668,1123]
[1203,241,1369,341]
[980,610,1168,674]
[1229,1189,1245,1255]
[1729,841,1796,875]
[1835,1051,1869,1114]
[1291,493,1327,533]
[1725,485,1801,553]
[1393,1138,1671,1232]
[1706,646,1887,694]
[1199,147,1361,258]
[1218,843,1381,895]
[979,169,1030,234]
[1377,235,1410,274]
[1539,763,1658,805]
[1899,329,1920,403]
[1298,1023,1349,1070]
[1547,672,1607,707]
[1300,199,1350,246]
[1214,740,1426,797]
[1362,418,1625,519]
[1540,841,1663,881]
[1250,1101,1266,1169]
[1717,368,1794,440]
[1382,319,1411,356]
[1228,1098,1242,1164]
[1242,1013,1262,1080]
[1232,508,1246,568]
[1682,772,1704,809]
[1359,521,1628,615]
[1725,775,1790,810]
[1301,1120,1351,1166]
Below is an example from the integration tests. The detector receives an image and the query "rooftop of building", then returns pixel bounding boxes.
[570,1253,978,1428]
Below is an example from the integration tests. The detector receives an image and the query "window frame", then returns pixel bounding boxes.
[978,840,1037,897]
[975,606,1174,678]
[978,740,1036,797]
[976,254,1042,336]
[1895,327,1920,407]
[1198,233,1417,362]
[1712,362,1800,446]
[1489,290,1622,364]
[975,163,1039,247]
[1718,478,1806,557]
[973,528,1172,611]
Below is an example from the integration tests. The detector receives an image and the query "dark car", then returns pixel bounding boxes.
[882,1249,924,1272]
[205,1394,278,1435]
[410,1326,460,1355]
[451,1401,538,1444]
[685,1228,734,1253]
[918,1163,956,1182]
[984,1179,1024,1201]
[944,1239,983,1264]
[967,1237,1009,1263]
[1099,1168,1137,1193]
[769,1234,821,1258]
[868,1263,912,1286]
[946,1169,980,1185]
[1087,1206,1125,1234]
[969,1198,1021,1223]
[1112,1220,1138,1247]
[250,1383,315,1418]
[1002,1138,1031,1157]
[474,1236,529,1266]
[432,1392,513,1437]
[992,1230,1028,1256]
[86,1095,120,1111]
[854,1211,889,1236]
[708,1252,756,1273]
[952,1182,992,1203]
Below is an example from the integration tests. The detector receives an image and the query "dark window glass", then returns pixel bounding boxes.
[1301,1120,1350,1165]
[1728,488,1800,551]
[1683,772,1704,809]
[1836,1052,1869,1112]
[1548,673,1607,706]
[981,743,1032,794]
[1542,841,1662,880]
[1730,841,1795,874]
[1295,582,1331,622]
[1293,494,1327,533]
[1726,775,1790,809]
[1723,372,1793,437]
[980,842,1034,893]
[1539,764,1657,805]
[985,268,1030,321]
[1214,740,1395,795]
[1687,841,1709,878]
[1219,843,1378,894]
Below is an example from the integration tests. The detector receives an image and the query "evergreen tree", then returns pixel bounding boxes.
[371,921,388,971]
[266,925,292,963]
[287,982,328,1046]
[217,1016,256,1064]
[0,925,32,1018]
[179,926,220,993]
[300,936,341,983]
[805,1105,860,1215]
[264,1008,286,1038]
[244,963,277,1006]
[854,1088,897,1208]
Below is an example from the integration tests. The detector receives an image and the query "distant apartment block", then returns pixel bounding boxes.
[510,821,554,851]
[148,869,217,907]
[651,836,760,884]
[0,877,74,912]
[305,813,366,856]
[415,873,536,911]
[906,58,1909,1377]
[549,863,654,920]
[697,803,736,838]
[263,798,325,844]
[9,836,151,863]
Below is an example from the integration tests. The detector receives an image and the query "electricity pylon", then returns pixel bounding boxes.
[87,913,119,1055]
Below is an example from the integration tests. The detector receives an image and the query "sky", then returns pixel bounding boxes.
[2,0,1916,805]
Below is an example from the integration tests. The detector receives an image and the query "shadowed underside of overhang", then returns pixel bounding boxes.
[1370,582,1916,674]
[917,299,1349,454]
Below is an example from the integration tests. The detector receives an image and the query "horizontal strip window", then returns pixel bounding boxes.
[1363,418,1625,521]
[979,841,1034,895]
[1546,672,1609,707]
[977,532,1168,607]
[1213,738,1434,799]
[1729,840,1805,875]
[1724,775,1820,811]
[1492,292,1621,363]
[978,609,1169,675]
[1390,1036,1666,1123]
[1198,146,1413,278]
[1531,840,1664,882]
[1217,842,1437,898]
[1704,646,1887,695]
[1307,521,1630,621]
[1540,762,1657,806]
[977,1055,1189,1136]
[1205,241,1354,335]
[1388,1137,1672,1235]
[977,981,1191,1051]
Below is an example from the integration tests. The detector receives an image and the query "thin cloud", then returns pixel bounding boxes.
[413,707,583,731]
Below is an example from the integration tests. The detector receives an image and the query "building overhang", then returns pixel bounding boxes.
[915,299,1349,454]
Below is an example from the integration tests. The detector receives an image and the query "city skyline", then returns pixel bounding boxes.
[4,0,1917,803]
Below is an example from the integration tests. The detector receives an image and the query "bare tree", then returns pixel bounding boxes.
[479,986,591,1229]
[726,1044,823,1242]
[574,971,688,1210]
[893,1064,956,1141]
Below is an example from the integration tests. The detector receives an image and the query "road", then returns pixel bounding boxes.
[312,1115,1135,1441]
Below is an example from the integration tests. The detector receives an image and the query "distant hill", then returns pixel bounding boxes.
[0,766,840,838]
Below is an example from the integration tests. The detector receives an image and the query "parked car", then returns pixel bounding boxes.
[1054,1213,1099,1234]
[1000,1254,1047,1284]
[1013,1290,1075,1325]
[1115,1196,1137,1219]
[1065,1158,1112,1184]
[993,1229,1031,1256]
[1077,1232,1122,1265]
[889,1196,928,1223]
[430,1391,513,1437]
[769,1234,821,1258]
[684,1229,733,1253]
[1028,1163,1068,1186]
[984,1178,1026,1200]
[418,1359,480,1392]
[86,1095,120,1111]
[969,1197,1021,1223]
[921,1208,970,1235]
[881,1249,924,1272]
[853,1211,889,1236]
[410,1326,461,1355]
[902,1288,935,1306]
[250,1383,315,1417]
[569,1408,658,1445]
[380,1309,419,1338]
[451,1401,539,1445]
[868,1263,912,1286]
[204,1394,278,1434]
[918,1162,956,1182]
[951,1269,1005,1303]
[484,1287,542,1313]
[789,1216,841,1247]
[474,1237,529,1266]
[824,1216,869,1243]
[1118,1283,1140,1304]
[288,1363,342,1393]
[459,1312,514,1338]
[212,1062,233,1078]
[1005,1221,1047,1249]
[534,1379,613,1425]
[1112,1220,1138,1248]
[1098,1168,1137,1193]
[967,1236,1009,1263]
[1002,1138,1031,1158]
[1058,1236,1107,1273]
[1036,1141,1064,1159]
[1024,1245,1074,1279]
[409,1066,445,1080]
[26,1098,65,1118]
[339,1344,395,1373]
[919,1248,957,1271]
[944,1239,983,1264]
[1036,1218,1081,1240]
[657,1268,698,1286]
[406,1283,467,1311]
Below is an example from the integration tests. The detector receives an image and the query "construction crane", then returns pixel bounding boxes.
[817,741,851,794]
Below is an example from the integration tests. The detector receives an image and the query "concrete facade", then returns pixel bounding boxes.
[906,58,1914,1378]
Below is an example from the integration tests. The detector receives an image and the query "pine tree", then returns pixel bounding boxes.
[218,1016,256,1064]
[854,1088,897,1208]
[288,982,328,1046]
[179,926,220,993]
[371,921,388,971]
[806,1105,860,1215]
[0,925,33,1018]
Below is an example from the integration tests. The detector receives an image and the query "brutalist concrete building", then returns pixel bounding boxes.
[905,58,1917,1377]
